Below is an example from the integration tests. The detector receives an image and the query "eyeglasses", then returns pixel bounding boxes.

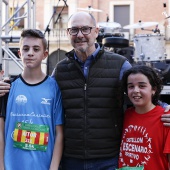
[67,26,96,36]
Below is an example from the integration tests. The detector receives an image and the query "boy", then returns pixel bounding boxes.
[0,29,64,170]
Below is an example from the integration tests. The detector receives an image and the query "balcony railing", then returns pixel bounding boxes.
[45,28,69,42]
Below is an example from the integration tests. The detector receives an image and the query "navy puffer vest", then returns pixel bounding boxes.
[55,48,126,159]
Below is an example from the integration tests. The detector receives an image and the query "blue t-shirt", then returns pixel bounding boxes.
[4,75,64,170]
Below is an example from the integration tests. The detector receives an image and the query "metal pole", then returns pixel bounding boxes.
[0,0,36,77]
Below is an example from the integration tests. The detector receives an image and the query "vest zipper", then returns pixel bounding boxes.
[84,83,87,158]
[84,83,87,90]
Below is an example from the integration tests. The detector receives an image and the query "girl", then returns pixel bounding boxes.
[119,65,170,170]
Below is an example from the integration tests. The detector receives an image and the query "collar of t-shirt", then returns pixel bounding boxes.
[74,43,100,78]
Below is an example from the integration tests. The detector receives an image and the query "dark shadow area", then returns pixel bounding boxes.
[47,49,67,75]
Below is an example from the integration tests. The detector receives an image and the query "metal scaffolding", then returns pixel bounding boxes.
[0,0,36,77]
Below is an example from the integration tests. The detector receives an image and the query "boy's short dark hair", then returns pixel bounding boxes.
[122,65,163,105]
[20,29,47,50]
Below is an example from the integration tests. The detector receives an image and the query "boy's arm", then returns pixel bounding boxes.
[49,125,63,170]
[0,118,5,170]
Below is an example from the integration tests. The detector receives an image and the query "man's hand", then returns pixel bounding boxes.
[161,105,170,126]
[164,105,170,112]
[0,81,10,97]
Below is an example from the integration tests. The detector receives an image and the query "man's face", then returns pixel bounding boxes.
[67,12,99,54]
